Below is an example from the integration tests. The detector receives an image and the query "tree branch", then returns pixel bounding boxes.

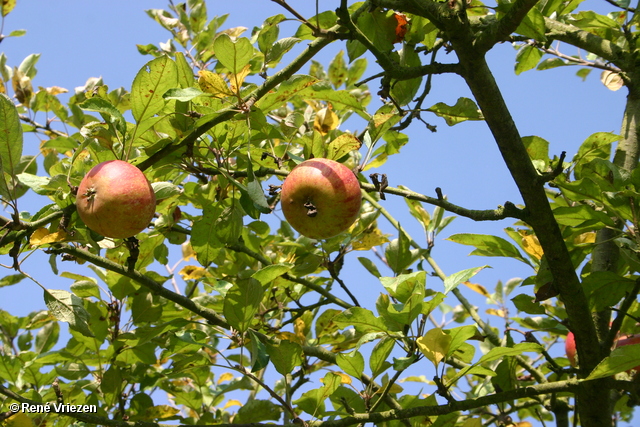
[476,0,541,51]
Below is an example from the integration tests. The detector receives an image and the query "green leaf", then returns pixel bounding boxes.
[447,233,530,264]
[252,263,294,286]
[336,350,365,379]
[443,265,490,294]
[43,289,94,337]
[213,34,254,73]
[0,93,23,199]
[163,87,206,102]
[235,399,282,424]
[191,205,224,265]
[70,280,100,299]
[266,37,301,66]
[385,231,417,274]
[35,321,59,354]
[78,97,127,135]
[131,56,178,123]
[380,271,426,304]
[447,325,480,357]
[427,97,483,126]
[223,278,264,333]
[587,344,640,380]
[478,343,542,364]
[265,339,304,376]
[255,75,318,112]
[0,273,25,288]
[515,7,546,41]
[391,45,422,106]
[248,329,270,372]
[333,307,388,334]
[511,294,546,314]
[553,205,616,228]
[369,336,395,377]
[327,133,361,160]
[357,256,381,278]
[582,271,636,311]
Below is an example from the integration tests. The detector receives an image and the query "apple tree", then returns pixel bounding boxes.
[0,1,639,427]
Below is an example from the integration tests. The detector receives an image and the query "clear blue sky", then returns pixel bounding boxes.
[0,1,631,425]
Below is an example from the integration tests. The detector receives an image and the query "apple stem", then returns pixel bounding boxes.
[303,200,318,217]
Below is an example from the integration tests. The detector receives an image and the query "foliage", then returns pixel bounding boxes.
[0,1,640,427]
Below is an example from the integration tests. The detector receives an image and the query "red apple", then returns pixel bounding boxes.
[280,158,362,240]
[565,331,640,372]
[76,160,156,239]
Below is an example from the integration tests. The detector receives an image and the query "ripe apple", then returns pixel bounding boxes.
[280,158,362,240]
[76,160,156,239]
[565,331,640,372]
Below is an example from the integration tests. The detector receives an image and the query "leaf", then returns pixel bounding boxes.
[417,328,452,368]
[515,7,546,41]
[78,97,127,135]
[327,133,361,160]
[190,205,224,266]
[213,34,254,73]
[1,0,16,17]
[333,307,388,334]
[0,93,23,199]
[255,75,318,112]
[601,70,624,91]
[131,56,178,123]
[198,70,234,98]
[443,265,490,294]
[252,263,294,286]
[582,271,636,311]
[380,271,426,304]
[336,351,365,379]
[478,343,542,364]
[223,278,264,333]
[163,87,206,102]
[427,97,483,126]
[314,106,339,135]
[587,344,640,379]
[447,233,530,265]
[369,336,395,377]
[265,339,303,376]
[43,289,94,337]
[234,399,282,424]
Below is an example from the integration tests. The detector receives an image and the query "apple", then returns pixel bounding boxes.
[280,158,362,240]
[565,331,640,372]
[76,160,156,239]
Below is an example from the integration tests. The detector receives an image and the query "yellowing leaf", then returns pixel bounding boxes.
[314,106,339,135]
[182,240,196,261]
[276,331,299,342]
[218,372,234,384]
[144,405,180,420]
[462,419,482,427]
[417,328,452,367]
[373,113,395,127]
[223,399,242,409]
[519,231,543,260]
[352,228,390,251]
[601,70,623,91]
[198,70,234,98]
[46,86,68,95]
[486,308,506,317]
[320,372,352,384]
[574,232,596,245]
[229,64,251,93]
[327,133,361,160]
[463,281,490,297]
[4,412,36,427]
[294,317,306,343]
[179,265,208,280]
[515,422,533,427]
[29,228,68,246]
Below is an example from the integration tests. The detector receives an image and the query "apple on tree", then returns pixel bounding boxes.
[565,331,640,373]
[75,160,156,239]
[280,158,362,240]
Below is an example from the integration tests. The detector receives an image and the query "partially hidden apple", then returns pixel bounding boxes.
[280,158,362,240]
[76,160,156,239]
[565,331,640,372]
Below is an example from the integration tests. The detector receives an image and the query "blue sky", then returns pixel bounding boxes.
[0,0,633,425]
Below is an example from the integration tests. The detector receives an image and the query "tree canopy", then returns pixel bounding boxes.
[1,1,640,427]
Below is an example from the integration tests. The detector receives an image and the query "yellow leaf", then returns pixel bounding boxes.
[321,372,351,384]
[327,133,361,160]
[4,412,36,427]
[352,228,390,251]
[223,399,242,409]
[46,86,68,95]
[515,422,533,427]
[373,112,395,127]
[29,228,68,246]
[198,70,234,98]
[519,231,543,260]
[229,64,251,93]
[601,70,623,91]
[218,372,234,384]
[463,281,490,297]
[179,265,207,280]
[462,418,482,427]
[275,331,298,342]
[486,308,506,317]
[574,232,596,245]
[144,405,180,420]
[314,106,339,135]
[182,241,196,261]
[416,328,451,367]
[294,317,306,343]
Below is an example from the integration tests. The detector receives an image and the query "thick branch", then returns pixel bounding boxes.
[476,0,541,51]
